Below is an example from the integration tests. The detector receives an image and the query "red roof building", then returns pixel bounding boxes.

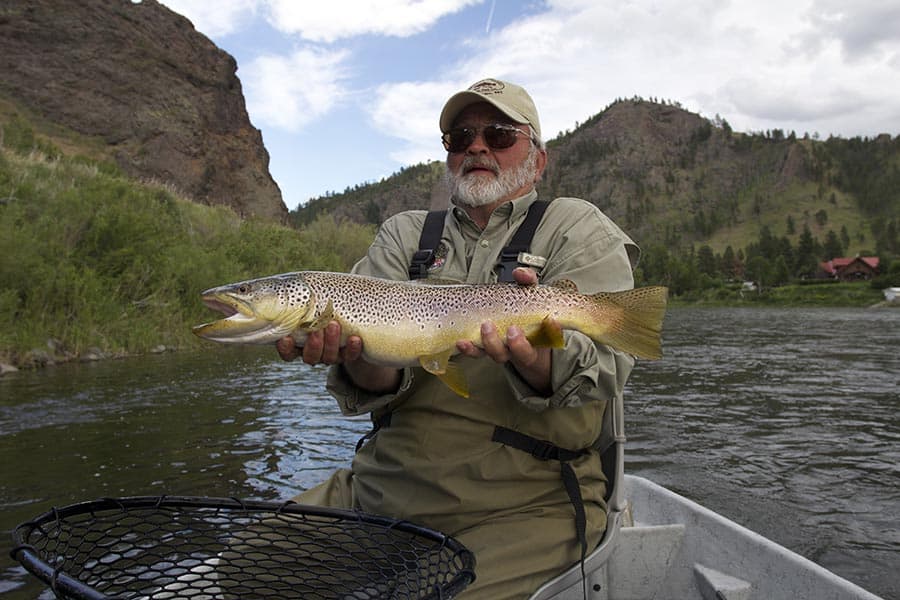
[818,256,880,281]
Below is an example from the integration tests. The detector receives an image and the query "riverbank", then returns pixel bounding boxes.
[669,280,896,307]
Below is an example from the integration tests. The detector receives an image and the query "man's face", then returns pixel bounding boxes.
[445,103,547,208]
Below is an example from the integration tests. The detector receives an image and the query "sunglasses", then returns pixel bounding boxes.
[441,123,533,153]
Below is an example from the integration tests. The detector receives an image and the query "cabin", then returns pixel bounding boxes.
[818,256,880,281]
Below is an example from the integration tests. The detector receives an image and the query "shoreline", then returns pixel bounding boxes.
[0,343,181,374]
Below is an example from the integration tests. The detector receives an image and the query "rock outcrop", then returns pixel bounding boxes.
[0,0,287,221]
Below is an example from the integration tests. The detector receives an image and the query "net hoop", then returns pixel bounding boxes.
[11,495,476,600]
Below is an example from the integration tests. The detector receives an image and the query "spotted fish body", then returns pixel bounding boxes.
[193,271,667,397]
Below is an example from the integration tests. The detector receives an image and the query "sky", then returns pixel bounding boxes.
[156,0,900,212]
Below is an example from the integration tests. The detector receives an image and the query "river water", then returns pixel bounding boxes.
[1,307,898,599]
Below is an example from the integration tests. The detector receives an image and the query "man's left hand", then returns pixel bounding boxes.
[455,268,555,396]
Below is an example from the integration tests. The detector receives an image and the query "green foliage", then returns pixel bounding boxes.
[0,147,375,364]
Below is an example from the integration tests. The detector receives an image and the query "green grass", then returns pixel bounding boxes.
[0,142,375,367]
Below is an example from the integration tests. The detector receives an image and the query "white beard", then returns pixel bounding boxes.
[446,146,538,208]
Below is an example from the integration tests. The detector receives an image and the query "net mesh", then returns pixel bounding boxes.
[10,496,475,600]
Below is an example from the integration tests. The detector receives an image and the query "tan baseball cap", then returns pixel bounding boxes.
[439,78,541,139]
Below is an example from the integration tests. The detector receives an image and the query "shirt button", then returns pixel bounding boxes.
[479,240,490,248]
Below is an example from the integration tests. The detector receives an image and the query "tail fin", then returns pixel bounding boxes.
[590,286,668,359]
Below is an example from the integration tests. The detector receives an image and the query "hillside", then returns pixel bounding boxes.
[291,99,900,263]
[0,0,286,221]
[0,127,374,368]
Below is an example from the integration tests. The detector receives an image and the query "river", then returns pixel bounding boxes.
[1,307,898,599]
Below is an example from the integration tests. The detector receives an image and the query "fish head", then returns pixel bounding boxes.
[192,273,316,344]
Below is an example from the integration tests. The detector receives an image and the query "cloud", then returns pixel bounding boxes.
[264,0,485,43]
[372,0,899,166]
[242,48,351,131]
[369,80,461,165]
[808,0,900,60]
[159,0,258,38]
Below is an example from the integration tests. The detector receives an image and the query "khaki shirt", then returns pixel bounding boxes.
[325,191,637,546]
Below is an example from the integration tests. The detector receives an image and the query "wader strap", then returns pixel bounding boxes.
[408,210,447,280]
[496,200,549,282]
[409,200,550,282]
[355,411,392,452]
[491,426,589,579]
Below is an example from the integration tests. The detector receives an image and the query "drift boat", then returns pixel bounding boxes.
[529,476,882,600]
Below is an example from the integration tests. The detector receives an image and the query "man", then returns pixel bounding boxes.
[277,78,638,599]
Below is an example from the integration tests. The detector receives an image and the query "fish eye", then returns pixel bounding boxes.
[238,284,251,294]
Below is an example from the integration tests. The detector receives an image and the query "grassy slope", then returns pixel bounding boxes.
[0,141,375,367]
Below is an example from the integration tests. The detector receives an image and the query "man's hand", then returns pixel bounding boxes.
[276,322,362,366]
[275,322,401,394]
[455,268,556,396]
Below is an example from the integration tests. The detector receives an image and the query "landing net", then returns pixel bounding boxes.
[10,496,476,600]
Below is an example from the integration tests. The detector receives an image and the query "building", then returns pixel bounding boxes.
[818,256,880,281]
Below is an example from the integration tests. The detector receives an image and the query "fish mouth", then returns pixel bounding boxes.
[202,297,239,317]
[192,291,264,339]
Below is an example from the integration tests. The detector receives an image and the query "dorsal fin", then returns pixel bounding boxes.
[549,279,580,293]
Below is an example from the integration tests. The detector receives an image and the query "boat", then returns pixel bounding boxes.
[528,387,884,600]
[529,475,883,599]
[883,287,900,303]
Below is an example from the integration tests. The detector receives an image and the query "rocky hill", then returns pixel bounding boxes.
[0,0,286,221]
[292,98,899,258]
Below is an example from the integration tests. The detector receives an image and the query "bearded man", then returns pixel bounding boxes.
[277,79,639,599]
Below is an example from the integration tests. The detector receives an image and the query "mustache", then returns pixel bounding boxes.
[460,156,500,175]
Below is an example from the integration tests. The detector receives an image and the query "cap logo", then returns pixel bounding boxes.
[468,79,505,95]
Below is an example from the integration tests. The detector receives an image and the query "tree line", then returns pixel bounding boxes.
[635,222,899,295]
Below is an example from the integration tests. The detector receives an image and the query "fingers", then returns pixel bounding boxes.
[512,267,538,286]
[461,321,553,395]
[303,321,341,365]
[505,325,539,366]
[276,336,301,361]
[480,322,510,362]
[276,322,361,366]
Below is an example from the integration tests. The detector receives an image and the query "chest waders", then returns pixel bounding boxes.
[364,200,592,596]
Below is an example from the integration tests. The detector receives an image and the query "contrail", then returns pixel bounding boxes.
[485,0,496,33]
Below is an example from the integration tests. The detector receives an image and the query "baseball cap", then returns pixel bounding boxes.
[439,78,541,139]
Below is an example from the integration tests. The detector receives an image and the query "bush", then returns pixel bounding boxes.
[0,146,375,364]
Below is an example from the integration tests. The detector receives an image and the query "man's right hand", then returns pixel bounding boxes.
[276,321,362,366]
[276,323,401,394]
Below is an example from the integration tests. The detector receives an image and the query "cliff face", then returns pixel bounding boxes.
[0,0,287,221]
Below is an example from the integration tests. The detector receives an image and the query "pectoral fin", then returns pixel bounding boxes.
[304,299,335,331]
[419,350,470,398]
[525,316,565,349]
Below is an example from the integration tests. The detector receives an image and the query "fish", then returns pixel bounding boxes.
[193,271,668,398]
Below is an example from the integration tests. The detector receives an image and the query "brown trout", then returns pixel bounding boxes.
[193,271,667,397]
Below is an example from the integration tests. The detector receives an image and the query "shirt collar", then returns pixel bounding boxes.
[451,189,540,229]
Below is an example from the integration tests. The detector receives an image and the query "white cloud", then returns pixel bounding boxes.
[368,80,462,165]
[372,0,899,166]
[264,0,485,43]
[158,0,258,38]
[242,48,351,131]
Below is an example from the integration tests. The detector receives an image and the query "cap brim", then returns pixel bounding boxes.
[439,91,530,133]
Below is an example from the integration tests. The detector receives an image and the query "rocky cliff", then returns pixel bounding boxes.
[0,0,287,221]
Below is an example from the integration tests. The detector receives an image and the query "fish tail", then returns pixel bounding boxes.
[587,286,668,359]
